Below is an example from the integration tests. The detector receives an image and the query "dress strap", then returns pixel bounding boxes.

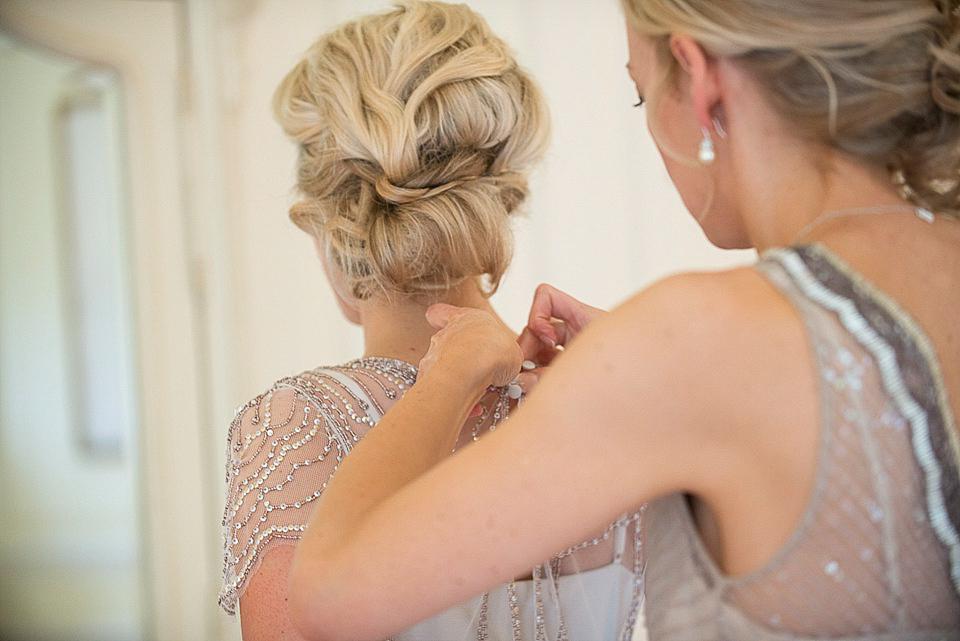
[322,369,385,424]
[776,245,960,596]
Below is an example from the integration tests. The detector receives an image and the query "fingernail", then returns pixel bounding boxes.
[506,382,523,399]
[522,359,537,371]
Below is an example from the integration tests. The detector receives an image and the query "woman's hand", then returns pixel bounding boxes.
[518,284,607,366]
[421,303,524,391]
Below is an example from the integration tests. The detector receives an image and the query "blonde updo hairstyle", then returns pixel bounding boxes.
[622,0,960,218]
[274,1,549,299]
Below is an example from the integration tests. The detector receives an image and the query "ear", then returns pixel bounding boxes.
[316,237,364,325]
[669,34,722,130]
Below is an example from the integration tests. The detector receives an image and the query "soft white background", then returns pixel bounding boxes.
[0,1,752,639]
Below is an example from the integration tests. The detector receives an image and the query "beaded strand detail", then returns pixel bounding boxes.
[219,358,415,613]
[220,357,645,639]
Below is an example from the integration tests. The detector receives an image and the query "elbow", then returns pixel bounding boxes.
[287,558,340,641]
[287,552,382,641]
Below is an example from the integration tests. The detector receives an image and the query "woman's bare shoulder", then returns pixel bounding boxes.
[618,265,786,323]
[607,265,804,369]
[582,266,799,379]
[545,266,812,495]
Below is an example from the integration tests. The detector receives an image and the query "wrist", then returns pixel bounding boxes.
[418,350,493,401]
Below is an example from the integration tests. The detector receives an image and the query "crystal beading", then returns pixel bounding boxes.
[219,357,646,639]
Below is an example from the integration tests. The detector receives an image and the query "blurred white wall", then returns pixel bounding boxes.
[0,1,754,640]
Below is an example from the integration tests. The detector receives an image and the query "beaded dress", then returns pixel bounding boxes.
[220,357,645,640]
[643,245,960,640]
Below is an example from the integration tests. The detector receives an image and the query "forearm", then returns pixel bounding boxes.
[311,363,483,529]
[288,304,523,639]
[287,363,486,638]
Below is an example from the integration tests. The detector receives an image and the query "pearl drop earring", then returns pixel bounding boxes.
[698,127,715,165]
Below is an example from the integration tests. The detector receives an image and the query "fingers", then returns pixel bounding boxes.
[525,283,604,349]
[526,285,562,346]
[527,284,577,343]
[423,298,585,395]
[512,370,541,395]
[518,330,563,374]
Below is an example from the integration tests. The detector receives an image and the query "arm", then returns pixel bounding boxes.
[220,383,362,641]
[240,547,313,641]
[288,305,523,637]
[288,271,816,641]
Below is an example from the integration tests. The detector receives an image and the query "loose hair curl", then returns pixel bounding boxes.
[622,0,960,217]
[274,1,549,299]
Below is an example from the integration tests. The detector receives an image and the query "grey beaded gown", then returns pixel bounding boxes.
[219,357,645,640]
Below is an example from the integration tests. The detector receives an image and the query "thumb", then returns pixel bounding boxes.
[425,303,461,330]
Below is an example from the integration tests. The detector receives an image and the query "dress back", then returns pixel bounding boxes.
[643,246,960,640]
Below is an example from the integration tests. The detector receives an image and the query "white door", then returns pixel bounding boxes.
[0,2,220,640]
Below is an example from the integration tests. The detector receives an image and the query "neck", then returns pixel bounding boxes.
[791,202,933,245]
[745,151,910,250]
[719,73,911,251]
[357,279,509,365]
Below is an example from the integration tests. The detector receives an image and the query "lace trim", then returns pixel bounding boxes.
[776,245,960,596]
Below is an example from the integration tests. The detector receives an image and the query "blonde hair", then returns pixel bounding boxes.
[622,0,960,217]
[274,1,549,299]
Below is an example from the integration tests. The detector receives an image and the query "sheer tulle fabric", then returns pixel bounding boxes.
[220,358,645,640]
[642,246,960,641]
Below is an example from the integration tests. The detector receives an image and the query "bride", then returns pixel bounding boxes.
[218,3,645,640]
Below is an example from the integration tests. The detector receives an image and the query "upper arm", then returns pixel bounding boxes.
[301,269,807,639]
[240,546,312,641]
[221,383,346,626]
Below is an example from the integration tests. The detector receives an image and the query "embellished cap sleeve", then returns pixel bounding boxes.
[217,359,647,640]
[218,377,369,615]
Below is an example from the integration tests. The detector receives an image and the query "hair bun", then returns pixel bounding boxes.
[274,1,549,298]
[374,172,479,206]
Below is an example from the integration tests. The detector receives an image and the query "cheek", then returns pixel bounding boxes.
[663,157,709,216]
[649,133,707,211]
[642,92,721,225]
